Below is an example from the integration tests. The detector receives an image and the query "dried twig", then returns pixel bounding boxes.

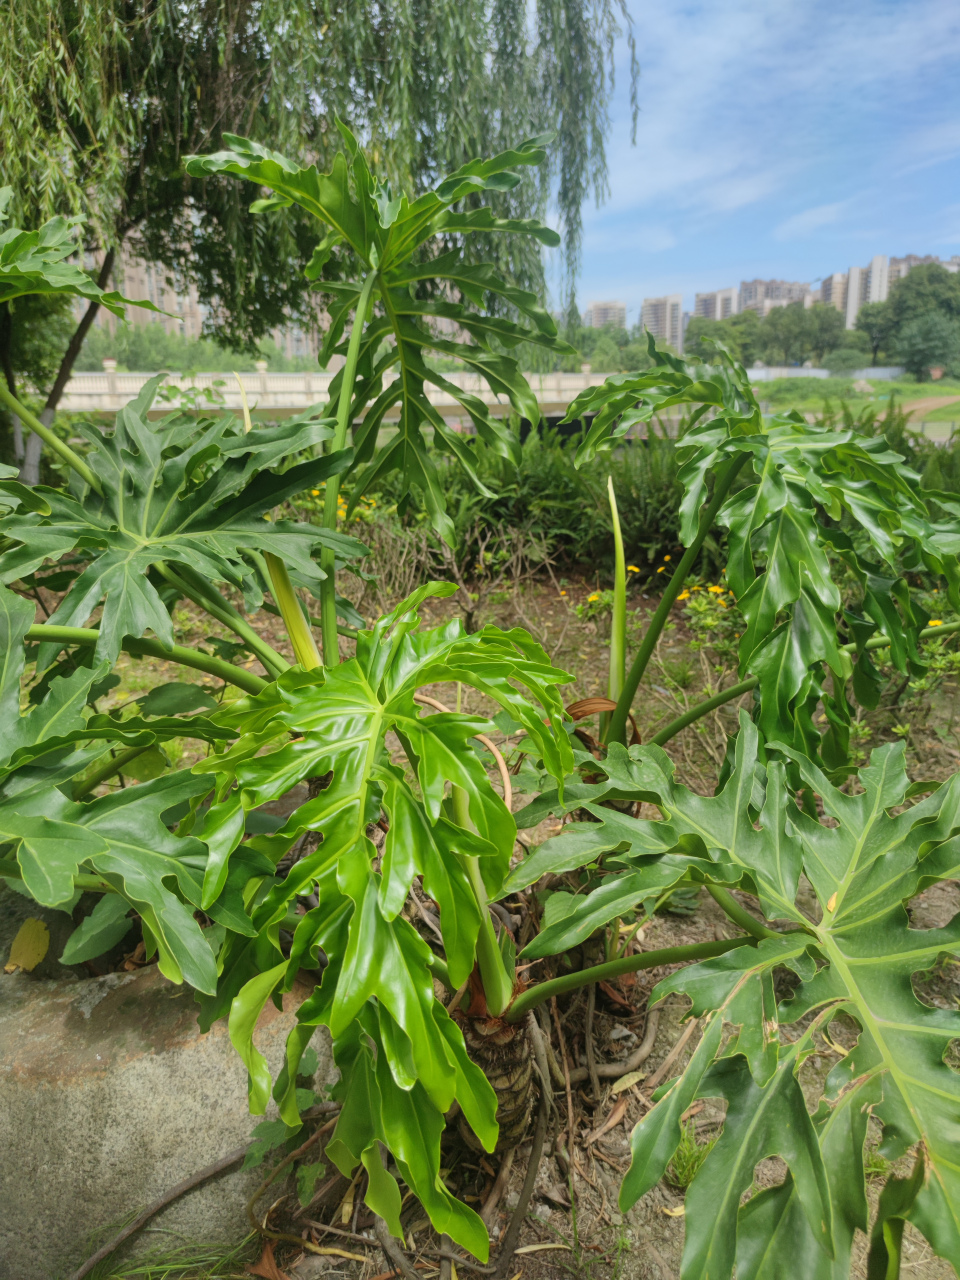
[584,982,601,1104]
[550,996,576,1148]
[247,1119,337,1236]
[439,1233,453,1280]
[64,1145,249,1280]
[374,1214,421,1280]
[643,1017,700,1095]
[568,1008,660,1085]
[481,1149,515,1226]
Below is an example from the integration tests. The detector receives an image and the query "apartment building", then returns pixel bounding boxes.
[84,244,321,361]
[583,300,627,329]
[819,253,960,328]
[694,287,738,321]
[739,278,810,317]
[641,294,684,353]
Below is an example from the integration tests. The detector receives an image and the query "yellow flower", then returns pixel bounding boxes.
[656,566,666,573]
[707,585,724,594]
[560,590,567,596]
[691,586,702,591]
[677,590,690,601]
[311,489,320,496]
[588,593,600,602]
[627,564,640,573]
[929,619,943,626]
[664,555,671,561]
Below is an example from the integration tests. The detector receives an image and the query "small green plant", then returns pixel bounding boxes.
[666,1117,718,1189]
[575,588,616,626]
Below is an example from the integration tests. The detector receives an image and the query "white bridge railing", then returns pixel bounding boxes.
[59,367,609,418]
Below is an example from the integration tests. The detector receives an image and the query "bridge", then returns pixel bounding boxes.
[56,364,958,438]
[58,365,606,420]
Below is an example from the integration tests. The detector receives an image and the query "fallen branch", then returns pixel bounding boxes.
[64,1145,249,1280]
[584,982,601,1103]
[481,1149,515,1226]
[642,1016,699,1095]
[374,1214,422,1280]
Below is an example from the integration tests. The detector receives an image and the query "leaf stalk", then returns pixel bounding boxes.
[320,270,378,664]
[451,784,514,1018]
[26,624,268,695]
[606,452,749,745]
[264,552,322,670]
[157,564,289,678]
[0,381,103,494]
[602,475,627,740]
[506,936,753,1022]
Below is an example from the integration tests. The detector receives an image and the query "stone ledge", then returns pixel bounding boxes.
[0,965,331,1280]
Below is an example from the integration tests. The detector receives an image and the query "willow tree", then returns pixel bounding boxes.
[0,0,637,480]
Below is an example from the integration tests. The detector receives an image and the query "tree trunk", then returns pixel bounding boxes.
[0,303,23,465]
[19,246,117,485]
[457,1010,534,1153]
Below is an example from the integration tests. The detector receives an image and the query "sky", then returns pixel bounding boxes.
[570,0,960,323]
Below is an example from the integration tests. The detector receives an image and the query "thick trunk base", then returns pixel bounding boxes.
[457,1013,533,1153]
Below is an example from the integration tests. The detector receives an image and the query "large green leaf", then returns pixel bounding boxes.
[191,586,573,1255]
[561,337,960,760]
[0,388,362,661]
[0,187,163,318]
[185,125,573,542]
[514,715,960,1276]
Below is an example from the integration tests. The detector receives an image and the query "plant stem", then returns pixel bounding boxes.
[451,784,514,1018]
[649,619,960,748]
[705,885,780,939]
[607,453,748,745]
[157,564,289,678]
[26,624,268,695]
[72,745,152,800]
[601,475,626,742]
[651,678,757,747]
[264,553,322,670]
[260,599,359,639]
[320,271,378,665]
[505,936,752,1022]
[0,380,103,494]
[0,856,115,893]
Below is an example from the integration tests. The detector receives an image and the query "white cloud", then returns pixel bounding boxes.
[592,0,960,221]
[895,120,960,175]
[774,201,850,241]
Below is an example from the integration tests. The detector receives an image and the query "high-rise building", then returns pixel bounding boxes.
[694,287,738,321]
[583,300,627,329]
[820,272,848,314]
[821,254,960,329]
[641,294,684,353]
[889,253,960,284]
[739,279,810,316]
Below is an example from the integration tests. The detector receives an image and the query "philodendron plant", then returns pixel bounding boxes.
[2,131,960,1280]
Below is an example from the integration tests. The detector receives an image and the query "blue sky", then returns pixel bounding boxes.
[567,0,960,323]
